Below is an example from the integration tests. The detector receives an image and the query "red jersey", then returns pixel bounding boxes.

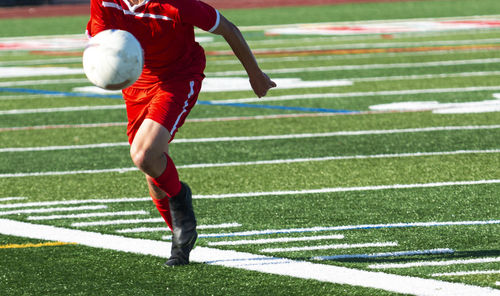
[86,0,220,88]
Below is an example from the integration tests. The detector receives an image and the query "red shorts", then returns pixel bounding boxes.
[122,75,203,144]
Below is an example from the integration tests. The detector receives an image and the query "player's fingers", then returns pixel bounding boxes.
[263,73,276,87]
[262,79,276,97]
[251,72,276,97]
[260,81,276,97]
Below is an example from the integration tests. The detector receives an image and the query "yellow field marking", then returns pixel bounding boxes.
[0,241,77,249]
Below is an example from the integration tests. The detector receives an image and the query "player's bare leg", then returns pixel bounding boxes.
[131,119,197,266]
[130,119,170,178]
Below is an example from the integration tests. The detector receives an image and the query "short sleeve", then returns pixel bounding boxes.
[86,0,115,37]
[176,0,220,32]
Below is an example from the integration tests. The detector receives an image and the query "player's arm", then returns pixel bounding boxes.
[211,14,276,98]
[86,0,113,37]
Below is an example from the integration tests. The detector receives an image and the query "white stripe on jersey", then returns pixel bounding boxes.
[208,10,221,33]
[102,1,172,21]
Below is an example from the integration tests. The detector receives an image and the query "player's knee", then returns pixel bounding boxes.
[130,146,156,172]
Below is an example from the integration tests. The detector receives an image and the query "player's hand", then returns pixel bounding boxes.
[250,71,276,98]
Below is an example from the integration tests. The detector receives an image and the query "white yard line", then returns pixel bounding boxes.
[432,270,500,277]
[0,113,340,132]
[246,31,500,45]
[72,218,240,228]
[0,122,127,131]
[0,142,129,152]
[0,66,84,78]
[0,78,88,87]
[0,201,496,238]
[194,220,500,238]
[313,248,454,261]
[260,242,398,253]
[1,148,499,178]
[0,104,125,115]
[208,34,386,47]
[0,205,107,216]
[117,223,242,234]
[4,86,500,114]
[207,234,344,246]
[208,38,500,56]
[369,257,500,269]
[0,167,140,178]
[1,113,338,132]
[26,210,149,221]
[0,197,150,209]
[3,70,500,90]
[177,149,500,169]
[0,197,26,202]
[234,14,500,31]
[72,217,164,227]
[0,219,498,296]
[206,58,500,76]
[0,57,82,66]
[211,49,500,65]
[351,71,500,83]
[2,125,498,153]
[1,113,343,131]
[216,86,500,104]
[1,179,500,202]
[194,180,500,200]
[3,58,498,93]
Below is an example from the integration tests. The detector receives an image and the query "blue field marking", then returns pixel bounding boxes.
[197,100,358,113]
[0,87,123,99]
[0,87,359,114]
[312,248,455,261]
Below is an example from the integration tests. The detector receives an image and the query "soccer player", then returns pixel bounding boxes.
[86,0,276,266]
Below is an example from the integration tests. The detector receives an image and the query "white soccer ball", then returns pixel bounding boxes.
[83,29,144,90]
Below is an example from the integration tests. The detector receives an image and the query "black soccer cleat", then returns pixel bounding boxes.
[164,231,198,267]
[164,182,198,267]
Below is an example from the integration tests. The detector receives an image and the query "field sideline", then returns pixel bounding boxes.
[0,0,499,295]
